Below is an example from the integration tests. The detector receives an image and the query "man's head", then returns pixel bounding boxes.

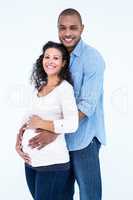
[57,8,84,53]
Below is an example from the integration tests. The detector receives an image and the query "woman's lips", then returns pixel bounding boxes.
[46,65,56,69]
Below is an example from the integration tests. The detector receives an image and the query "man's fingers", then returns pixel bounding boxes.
[29,135,47,150]
[35,128,44,133]
[37,144,46,150]
[28,134,44,148]
[28,131,58,149]
[29,141,40,149]
[29,134,40,144]
[29,142,40,149]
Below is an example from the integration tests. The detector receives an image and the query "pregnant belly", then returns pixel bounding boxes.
[22,129,69,167]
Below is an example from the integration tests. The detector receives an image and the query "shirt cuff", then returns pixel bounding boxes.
[78,102,94,118]
[53,120,65,134]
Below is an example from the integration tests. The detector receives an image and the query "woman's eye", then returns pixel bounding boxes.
[60,27,65,31]
[44,56,49,59]
[54,57,59,60]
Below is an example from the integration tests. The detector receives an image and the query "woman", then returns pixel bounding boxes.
[16,41,78,200]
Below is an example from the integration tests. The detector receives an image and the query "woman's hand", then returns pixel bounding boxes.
[26,115,43,130]
[15,124,31,164]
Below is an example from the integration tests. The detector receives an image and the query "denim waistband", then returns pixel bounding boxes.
[25,162,70,172]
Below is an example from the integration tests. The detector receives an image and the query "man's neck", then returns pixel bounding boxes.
[67,39,81,54]
[67,46,75,54]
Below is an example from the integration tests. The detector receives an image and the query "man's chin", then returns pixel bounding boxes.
[63,42,74,49]
[62,44,74,52]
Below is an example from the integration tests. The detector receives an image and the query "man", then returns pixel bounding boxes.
[16,8,106,200]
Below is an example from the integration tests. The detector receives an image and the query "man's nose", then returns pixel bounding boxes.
[64,29,71,36]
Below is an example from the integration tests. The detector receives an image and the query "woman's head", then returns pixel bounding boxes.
[31,41,72,89]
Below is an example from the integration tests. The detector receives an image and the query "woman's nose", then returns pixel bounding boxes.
[48,58,53,64]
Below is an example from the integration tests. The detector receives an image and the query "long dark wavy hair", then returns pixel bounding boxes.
[31,41,73,90]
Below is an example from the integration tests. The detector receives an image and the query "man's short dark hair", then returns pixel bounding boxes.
[58,8,82,25]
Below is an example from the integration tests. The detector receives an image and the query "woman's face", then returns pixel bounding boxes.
[42,48,65,76]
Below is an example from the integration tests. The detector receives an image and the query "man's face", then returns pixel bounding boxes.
[58,14,84,52]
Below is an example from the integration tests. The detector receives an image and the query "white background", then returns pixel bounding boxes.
[0,0,133,199]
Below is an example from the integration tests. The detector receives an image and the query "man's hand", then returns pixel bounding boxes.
[15,124,31,164]
[28,129,58,150]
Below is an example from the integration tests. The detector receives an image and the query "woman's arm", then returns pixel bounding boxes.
[26,115,54,132]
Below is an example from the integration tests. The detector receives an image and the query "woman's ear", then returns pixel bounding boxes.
[62,60,66,68]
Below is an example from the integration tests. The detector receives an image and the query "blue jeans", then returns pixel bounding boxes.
[66,137,102,200]
[25,163,72,200]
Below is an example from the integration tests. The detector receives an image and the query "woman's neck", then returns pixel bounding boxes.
[47,76,61,87]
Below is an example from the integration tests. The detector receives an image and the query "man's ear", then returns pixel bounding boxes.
[81,24,84,33]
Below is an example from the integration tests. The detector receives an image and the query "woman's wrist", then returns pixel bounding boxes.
[39,119,46,129]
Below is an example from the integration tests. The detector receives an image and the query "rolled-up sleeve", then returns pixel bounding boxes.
[53,83,79,134]
[78,50,105,118]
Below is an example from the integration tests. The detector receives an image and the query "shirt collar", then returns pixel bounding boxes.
[71,39,83,57]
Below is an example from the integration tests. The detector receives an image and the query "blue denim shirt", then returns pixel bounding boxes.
[65,39,106,151]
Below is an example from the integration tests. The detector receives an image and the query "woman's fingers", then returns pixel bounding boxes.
[15,134,31,164]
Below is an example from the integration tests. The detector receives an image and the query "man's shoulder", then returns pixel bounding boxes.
[80,40,105,71]
[81,40,104,59]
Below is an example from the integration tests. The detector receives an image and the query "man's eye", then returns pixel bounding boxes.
[71,27,78,30]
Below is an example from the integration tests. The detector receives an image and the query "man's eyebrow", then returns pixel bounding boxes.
[70,25,79,27]
[58,24,79,27]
